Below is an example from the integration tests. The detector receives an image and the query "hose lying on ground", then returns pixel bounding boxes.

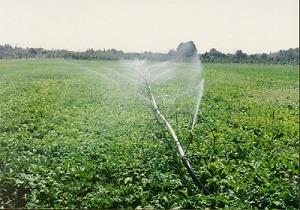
[145,80,209,193]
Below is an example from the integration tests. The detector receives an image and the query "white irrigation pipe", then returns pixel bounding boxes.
[145,80,208,192]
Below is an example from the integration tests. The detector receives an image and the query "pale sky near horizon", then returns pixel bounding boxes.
[0,0,298,54]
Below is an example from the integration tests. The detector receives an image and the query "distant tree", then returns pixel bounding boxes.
[175,41,198,61]
[234,50,247,63]
[28,48,38,56]
[167,49,176,56]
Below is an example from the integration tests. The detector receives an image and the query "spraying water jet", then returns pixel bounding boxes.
[191,79,205,131]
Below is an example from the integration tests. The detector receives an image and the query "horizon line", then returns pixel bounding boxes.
[1,43,299,55]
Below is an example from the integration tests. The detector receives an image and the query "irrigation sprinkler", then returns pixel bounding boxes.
[145,79,209,193]
[191,79,205,132]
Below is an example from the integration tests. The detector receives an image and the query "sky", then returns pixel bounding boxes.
[0,0,299,54]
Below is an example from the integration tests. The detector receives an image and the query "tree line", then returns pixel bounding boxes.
[0,44,298,65]
[200,48,299,65]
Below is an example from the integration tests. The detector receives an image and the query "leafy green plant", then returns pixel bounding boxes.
[0,60,298,208]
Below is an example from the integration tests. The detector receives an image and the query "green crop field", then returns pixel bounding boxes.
[0,59,299,209]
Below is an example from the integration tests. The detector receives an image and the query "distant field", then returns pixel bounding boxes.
[0,59,299,208]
